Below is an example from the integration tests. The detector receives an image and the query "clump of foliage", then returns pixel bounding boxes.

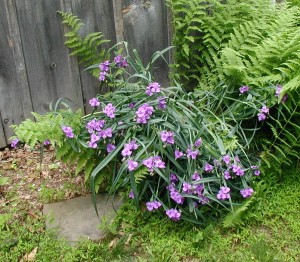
[168,0,300,174]
[168,0,300,92]
[11,41,264,224]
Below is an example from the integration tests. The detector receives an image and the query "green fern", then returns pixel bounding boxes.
[134,166,149,184]
[57,11,110,77]
[222,193,257,228]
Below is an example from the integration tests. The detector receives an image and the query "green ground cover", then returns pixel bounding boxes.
[1,165,299,261]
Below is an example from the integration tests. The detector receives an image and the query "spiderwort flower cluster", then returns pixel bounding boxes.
[157,97,167,109]
[86,119,106,133]
[136,103,154,124]
[99,61,110,81]
[62,126,74,138]
[43,139,51,146]
[103,103,116,118]
[160,131,175,144]
[106,143,116,153]
[143,156,166,172]
[166,209,181,221]
[114,55,128,68]
[89,97,100,107]
[257,105,270,121]
[11,138,19,148]
[239,85,250,94]
[122,140,139,157]
[217,186,231,200]
[240,187,254,198]
[127,159,138,171]
[175,149,184,159]
[146,201,162,211]
[145,82,161,96]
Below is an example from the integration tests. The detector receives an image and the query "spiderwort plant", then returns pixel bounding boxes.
[11,44,262,224]
[68,50,262,224]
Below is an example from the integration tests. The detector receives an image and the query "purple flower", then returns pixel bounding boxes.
[224,170,231,180]
[240,188,254,198]
[167,183,176,192]
[143,156,165,171]
[232,164,245,176]
[128,102,135,109]
[121,140,139,157]
[170,173,178,183]
[89,97,100,107]
[114,55,128,68]
[99,71,107,81]
[86,119,106,133]
[11,138,19,148]
[129,190,134,199]
[275,85,288,103]
[239,85,250,94]
[107,143,116,153]
[43,139,50,146]
[254,170,261,176]
[204,163,214,172]
[99,128,113,139]
[158,97,167,109]
[103,103,116,118]
[88,133,101,148]
[257,112,266,121]
[199,196,210,205]
[260,106,269,114]
[175,149,184,159]
[128,160,139,171]
[166,209,181,221]
[182,182,193,193]
[99,61,110,72]
[217,186,231,200]
[192,172,201,181]
[170,191,185,204]
[153,156,166,169]
[146,201,162,211]
[195,185,204,195]
[194,138,202,147]
[136,103,154,124]
[257,106,269,121]
[186,149,199,159]
[160,131,175,144]
[222,155,231,165]
[62,126,74,138]
[145,82,161,96]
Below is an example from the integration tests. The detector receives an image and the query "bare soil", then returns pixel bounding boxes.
[0,145,89,217]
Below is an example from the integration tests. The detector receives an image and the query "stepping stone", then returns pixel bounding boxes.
[43,194,123,245]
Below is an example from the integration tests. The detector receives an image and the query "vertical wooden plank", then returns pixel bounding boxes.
[0,112,6,148]
[15,0,84,114]
[122,0,170,85]
[0,0,25,145]
[4,0,33,121]
[70,0,117,113]
[113,0,124,43]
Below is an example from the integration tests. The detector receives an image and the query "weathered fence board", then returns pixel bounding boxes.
[15,0,84,114]
[122,0,170,84]
[0,0,27,143]
[0,0,170,146]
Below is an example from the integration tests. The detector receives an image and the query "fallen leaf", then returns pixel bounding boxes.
[20,247,38,261]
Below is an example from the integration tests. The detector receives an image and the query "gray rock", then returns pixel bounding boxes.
[43,194,123,245]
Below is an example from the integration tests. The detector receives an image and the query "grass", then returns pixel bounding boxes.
[0,168,300,261]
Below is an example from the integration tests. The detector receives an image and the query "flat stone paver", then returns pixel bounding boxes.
[43,194,123,245]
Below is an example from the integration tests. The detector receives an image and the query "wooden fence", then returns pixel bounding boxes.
[0,0,171,147]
